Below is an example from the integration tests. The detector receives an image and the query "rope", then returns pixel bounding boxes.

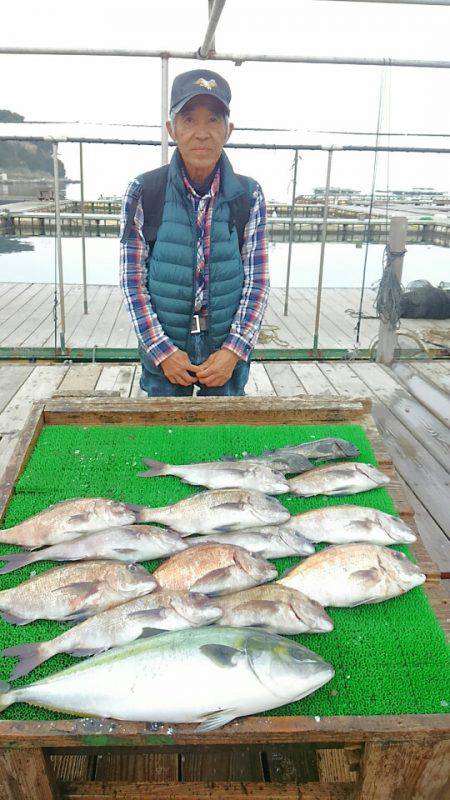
[258,324,290,348]
[374,244,406,329]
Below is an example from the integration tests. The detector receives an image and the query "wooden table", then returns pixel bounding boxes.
[0,396,449,800]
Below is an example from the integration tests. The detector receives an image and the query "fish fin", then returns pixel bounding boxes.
[0,681,12,713]
[216,502,246,512]
[1,610,30,626]
[191,566,236,596]
[350,568,381,585]
[0,642,47,679]
[140,459,168,477]
[67,647,106,657]
[113,548,137,556]
[128,608,168,622]
[325,485,356,496]
[279,563,299,580]
[62,606,93,623]
[347,519,377,530]
[0,552,37,574]
[137,627,168,639]
[53,580,101,601]
[211,525,235,533]
[68,512,91,525]
[200,644,241,668]
[196,708,237,733]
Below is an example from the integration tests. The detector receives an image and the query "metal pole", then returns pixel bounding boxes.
[312,148,334,357]
[2,134,450,154]
[161,56,169,165]
[79,142,88,314]
[52,142,66,351]
[207,0,216,53]
[283,149,299,316]
[199,0,227,57]
[2,46,450,70]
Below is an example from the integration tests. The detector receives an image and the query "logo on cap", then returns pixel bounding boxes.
[195,78,217,90]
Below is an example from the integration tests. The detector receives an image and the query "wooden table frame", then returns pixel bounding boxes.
[0,396,448,800]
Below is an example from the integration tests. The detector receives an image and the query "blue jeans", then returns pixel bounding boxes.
[139,333,250,397]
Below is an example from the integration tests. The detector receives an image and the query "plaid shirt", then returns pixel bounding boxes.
[119,159,269,366]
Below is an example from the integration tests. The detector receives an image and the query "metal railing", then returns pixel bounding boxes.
[1,131,449,358]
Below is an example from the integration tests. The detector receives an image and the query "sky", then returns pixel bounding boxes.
[1,0,450,201]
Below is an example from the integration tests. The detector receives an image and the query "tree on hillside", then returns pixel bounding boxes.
[0,109,66,177]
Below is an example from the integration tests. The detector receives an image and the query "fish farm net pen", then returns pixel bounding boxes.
[0,422,448,721]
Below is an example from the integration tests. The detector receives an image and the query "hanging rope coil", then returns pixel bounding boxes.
[374,244,406,329]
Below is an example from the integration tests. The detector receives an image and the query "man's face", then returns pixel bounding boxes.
[167,96,233,175]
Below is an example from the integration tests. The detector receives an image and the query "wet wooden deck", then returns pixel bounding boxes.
[0,283,449,353]
[0,359,448,581]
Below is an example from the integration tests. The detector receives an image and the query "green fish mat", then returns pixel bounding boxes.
[0,422,448,721]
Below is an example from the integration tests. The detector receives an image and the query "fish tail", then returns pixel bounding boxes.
[0,642,50,680]
[0,551,38,575]
[139,459,168,478]
[0,680,13,712]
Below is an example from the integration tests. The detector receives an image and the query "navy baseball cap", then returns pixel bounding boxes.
[170,69,231,116]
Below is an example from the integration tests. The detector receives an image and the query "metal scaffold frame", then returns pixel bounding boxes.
[1,0,449,361]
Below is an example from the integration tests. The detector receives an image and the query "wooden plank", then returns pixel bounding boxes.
[0,403,45,524]
[391,362,450,427]
[85,288,122,348]
[0,282,47,323]
[0,748,60,800]
[398,479,450,578]
[317,362,372,399]
[0,365,34,414]
[316,746,361,784]
[25,286,78,348]
[95,753,178,782]
[264,362,305,396]
[42,286,102,348]
[95,365,136,398]
[352,362,450,538]
[0,285,55,345]
[43,396,370,427]
[54,365,103,397]
[66,287,113,349]
[411,361,450,394]
[0,365,67,437]
[50,755,94,782]
[1,286,70,348]
[109,297,134,348]
[62,780,359,799]
[130,364,147,398]
[264,744,319,783]
[247,363,276,396]
[0,283,33,314]
[356,739,450,800]
[0,713,448,749]
[181,747,263,781]
[260,295,305,349]
[290,363,338,396]
[410,739,450,800]
[0,366,67,483]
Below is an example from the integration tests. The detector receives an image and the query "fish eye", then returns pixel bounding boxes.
[127,564,137,572]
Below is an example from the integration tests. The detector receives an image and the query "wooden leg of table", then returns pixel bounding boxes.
[355,739,450,800]
[0,748,59,800]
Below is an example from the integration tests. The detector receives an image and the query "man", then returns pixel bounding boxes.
[120,68,269,396]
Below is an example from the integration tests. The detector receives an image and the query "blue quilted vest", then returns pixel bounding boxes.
[147,150,255,352]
